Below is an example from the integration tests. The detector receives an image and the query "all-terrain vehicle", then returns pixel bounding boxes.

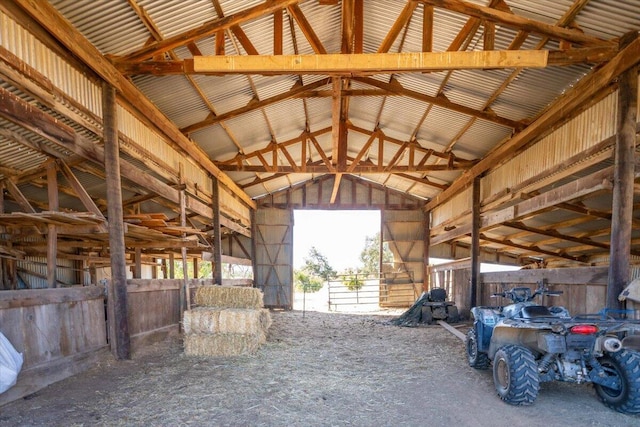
[420,287,459,324]
[466,282,640,414]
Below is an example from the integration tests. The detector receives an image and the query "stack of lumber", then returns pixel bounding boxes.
[182,286,271,356]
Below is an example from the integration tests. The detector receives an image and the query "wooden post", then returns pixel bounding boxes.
[179,174,190,313]
[250,208,258,289]
[211,175,223,286]
[470,177,481,308]
[134,247,142,279]
[607,46,638,310]
[103,83,130,360]
[169,252,175,279]
[46,162,58,288]
[423,209,430,292]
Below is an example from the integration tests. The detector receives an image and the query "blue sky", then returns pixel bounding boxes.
[293,210,380,272]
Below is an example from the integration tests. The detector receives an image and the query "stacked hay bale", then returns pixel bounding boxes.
[183,285,272,356]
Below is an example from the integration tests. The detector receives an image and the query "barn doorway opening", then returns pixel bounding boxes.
[292,210,383,311]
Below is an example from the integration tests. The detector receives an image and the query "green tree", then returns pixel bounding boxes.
[303,246,337,282]
[294,269,323,293]
[359,232,393,275]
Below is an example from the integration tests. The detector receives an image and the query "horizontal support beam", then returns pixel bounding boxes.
[188,51,549,75]
[216,164,467,173]
[117,47,616,76]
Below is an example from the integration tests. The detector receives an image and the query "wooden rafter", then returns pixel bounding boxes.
[355,76,525,130]
[480,234,583,262]
[216,125,474,173]
[417,0,614,47]
[180,78,330,135]
[113,0,300,62]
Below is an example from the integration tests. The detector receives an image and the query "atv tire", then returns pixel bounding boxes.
[493,345,539,405]
[466,328,490,370]
[594,349,640,414]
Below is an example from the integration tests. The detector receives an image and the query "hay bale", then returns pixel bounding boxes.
[182,308,220,334]
[194,285,264,309]
[184,332,266,356]
[183,308,272,335]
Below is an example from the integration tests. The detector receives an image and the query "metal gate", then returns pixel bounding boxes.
[253,207,293,309]
[327,274,381,311]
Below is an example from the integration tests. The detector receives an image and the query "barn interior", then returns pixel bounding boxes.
[0,0,639,409]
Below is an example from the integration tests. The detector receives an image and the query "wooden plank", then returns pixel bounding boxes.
[192,50,549,74]
[481,266,609,285]
[0,287,104,309]
[438,320,466,341]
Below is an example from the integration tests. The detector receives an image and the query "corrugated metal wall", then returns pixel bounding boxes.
[482,91,618,201]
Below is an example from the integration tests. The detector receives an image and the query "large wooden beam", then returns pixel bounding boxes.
[470,177,480,308]
[425,34,640,211]
[607,35,638,309]
[211,176,223,286]
[14,0,255,209]
[46,162,58,288]
[190,50,549,75]
[102,83,130,360]
[418,0,614,47]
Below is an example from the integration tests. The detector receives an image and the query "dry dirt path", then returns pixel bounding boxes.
[0,309,639,426]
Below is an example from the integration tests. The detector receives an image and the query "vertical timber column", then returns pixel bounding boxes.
[607,59,638,310]
[211,175,223,286]
[103,83,130,360]
[46,161,58,288]
[423,209,430,292]
[179,167,190,313]
[470,177,481,308]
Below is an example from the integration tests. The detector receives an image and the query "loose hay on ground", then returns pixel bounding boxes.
[1,310,638,427]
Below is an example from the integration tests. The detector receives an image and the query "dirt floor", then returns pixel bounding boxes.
[1,299,640,426]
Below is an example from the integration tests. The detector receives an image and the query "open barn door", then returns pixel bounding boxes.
[253,208,293,309]
[380,209,425,307]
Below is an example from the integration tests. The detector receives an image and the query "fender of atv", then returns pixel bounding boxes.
[470,307,503,353]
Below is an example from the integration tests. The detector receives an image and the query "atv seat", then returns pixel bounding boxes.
[521,305,552,318]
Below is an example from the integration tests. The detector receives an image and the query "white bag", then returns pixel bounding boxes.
[0,332,23,394]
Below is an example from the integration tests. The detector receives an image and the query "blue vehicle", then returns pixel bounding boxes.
[466,282,640,414]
